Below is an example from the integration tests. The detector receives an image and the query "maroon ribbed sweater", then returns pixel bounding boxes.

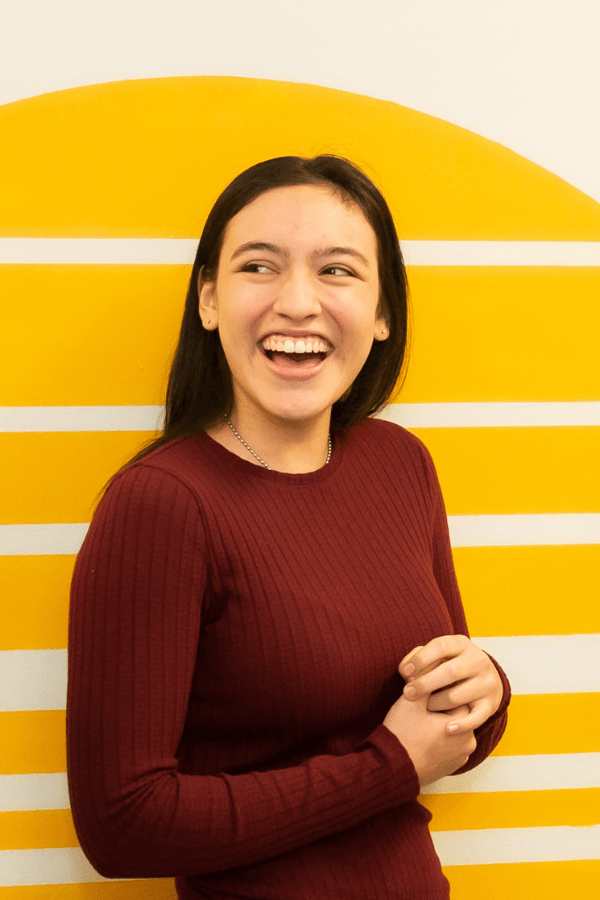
[67,417,509,899]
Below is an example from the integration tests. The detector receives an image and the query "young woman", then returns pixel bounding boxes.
[67,155,509,899]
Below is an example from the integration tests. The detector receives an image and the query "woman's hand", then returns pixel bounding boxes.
[399,635,504,734]
[383,695,475,787]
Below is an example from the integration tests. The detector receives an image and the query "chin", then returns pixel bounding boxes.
[267,398,334,424]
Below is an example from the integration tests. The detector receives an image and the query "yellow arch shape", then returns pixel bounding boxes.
[1,75,599,239]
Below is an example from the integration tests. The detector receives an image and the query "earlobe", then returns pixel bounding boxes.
[198,271,219,331]
[374,318,389,342]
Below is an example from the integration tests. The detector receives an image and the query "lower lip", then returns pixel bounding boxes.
[260,350,330,381]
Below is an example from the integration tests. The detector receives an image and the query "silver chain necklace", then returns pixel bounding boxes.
[224,416,332,471]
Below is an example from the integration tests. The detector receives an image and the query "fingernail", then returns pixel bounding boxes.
[404,685,417,699]
[404,663,415,677]
[447,723,459,733]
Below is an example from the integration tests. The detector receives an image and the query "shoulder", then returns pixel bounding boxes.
[78,443,210,593]
[112,434,220,493]
[99,433,250,530]
[130,434,209,476]
[98,437,214,524]
[341,415,441,501]
[345,415,432,465]
[80,437,220,568]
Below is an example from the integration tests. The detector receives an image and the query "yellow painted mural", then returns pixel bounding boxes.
[1,77,598,898]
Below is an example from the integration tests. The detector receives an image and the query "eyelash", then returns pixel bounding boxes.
[320,265,354,277]
[241,263,354,277]
[242,263,273,274]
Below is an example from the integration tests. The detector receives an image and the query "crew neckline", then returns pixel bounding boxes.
[194,430,344,485]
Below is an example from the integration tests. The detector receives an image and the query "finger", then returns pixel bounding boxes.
[403,655,471,700]
[398,645,424,674]
[425,676,487,711]
[400,635,469,680]
[404,643,494,699]
[427,700,471,717]
[447,703,471,719]
[427,689,471,713]
[445,699,493,734]
[441,703,471,718]
[403,658,445,687]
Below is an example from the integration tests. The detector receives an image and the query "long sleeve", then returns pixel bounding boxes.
[417,438,511,772]
[67,422,510,899]
[67,463,421,879]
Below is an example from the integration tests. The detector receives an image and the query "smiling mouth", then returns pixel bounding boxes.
[260,335,333,364]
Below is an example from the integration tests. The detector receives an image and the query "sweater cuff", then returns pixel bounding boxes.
[482,652,512,727]
[368,724,421,803]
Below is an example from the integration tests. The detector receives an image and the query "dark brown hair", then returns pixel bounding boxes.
[129,155,408,463]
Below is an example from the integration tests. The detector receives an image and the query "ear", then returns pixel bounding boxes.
[198,269,219,330]
[373,312,389,342]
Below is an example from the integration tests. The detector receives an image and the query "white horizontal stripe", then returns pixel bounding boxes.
[0,523,88,556]
[2,514,599,557]
[382,402,600,428]
[422,752,600,794]
[0,650,67,712]
[0,774,69,811]
[0,847,107,886]
[402,240,600,266]
[432,824,600,866]
[0,238,197,265]
[1,238,600,266]
[3,403,600,433]
[3,636,597,712]
[449,513,600,547]
[474,634,600,695]
[0,405,163,432]
[1,828,597,884]
[2,753,597,814]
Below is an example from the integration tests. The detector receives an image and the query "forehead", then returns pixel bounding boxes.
[221,184,377,255]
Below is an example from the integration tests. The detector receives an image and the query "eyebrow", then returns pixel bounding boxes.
[230,242,286,261]
[230,242,371,267]
[318,246,371,268]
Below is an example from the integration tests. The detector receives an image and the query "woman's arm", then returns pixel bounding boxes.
[399,440,511,772]
[67,464,422,879]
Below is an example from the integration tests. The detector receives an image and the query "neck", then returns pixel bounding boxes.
[210,410,332,474]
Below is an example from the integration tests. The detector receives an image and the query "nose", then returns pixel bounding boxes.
[272,268,321,320]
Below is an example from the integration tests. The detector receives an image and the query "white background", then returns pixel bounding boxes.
[2,0,600,204]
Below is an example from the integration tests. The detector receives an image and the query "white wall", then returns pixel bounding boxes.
[2,0,600,202]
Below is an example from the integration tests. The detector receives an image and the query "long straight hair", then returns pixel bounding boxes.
[125,155,409,466]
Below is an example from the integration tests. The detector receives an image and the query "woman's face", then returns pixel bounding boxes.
[199,184,388,430]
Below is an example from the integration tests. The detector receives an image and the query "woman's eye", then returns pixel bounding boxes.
[321,265,353,277]
[242,263,272,274]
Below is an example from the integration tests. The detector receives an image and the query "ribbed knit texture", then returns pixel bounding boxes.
[67,418,509,899]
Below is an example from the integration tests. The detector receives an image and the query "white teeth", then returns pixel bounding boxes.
[261,336,331,354]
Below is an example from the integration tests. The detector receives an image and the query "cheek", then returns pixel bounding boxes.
[337,331,376,384]
[220,285,272,330]
[342,310,378,352]
[217,298,255,338]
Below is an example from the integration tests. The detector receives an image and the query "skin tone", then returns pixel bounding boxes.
[199,183,503,786]
[199,184,388,474]
[385,636,504,786]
